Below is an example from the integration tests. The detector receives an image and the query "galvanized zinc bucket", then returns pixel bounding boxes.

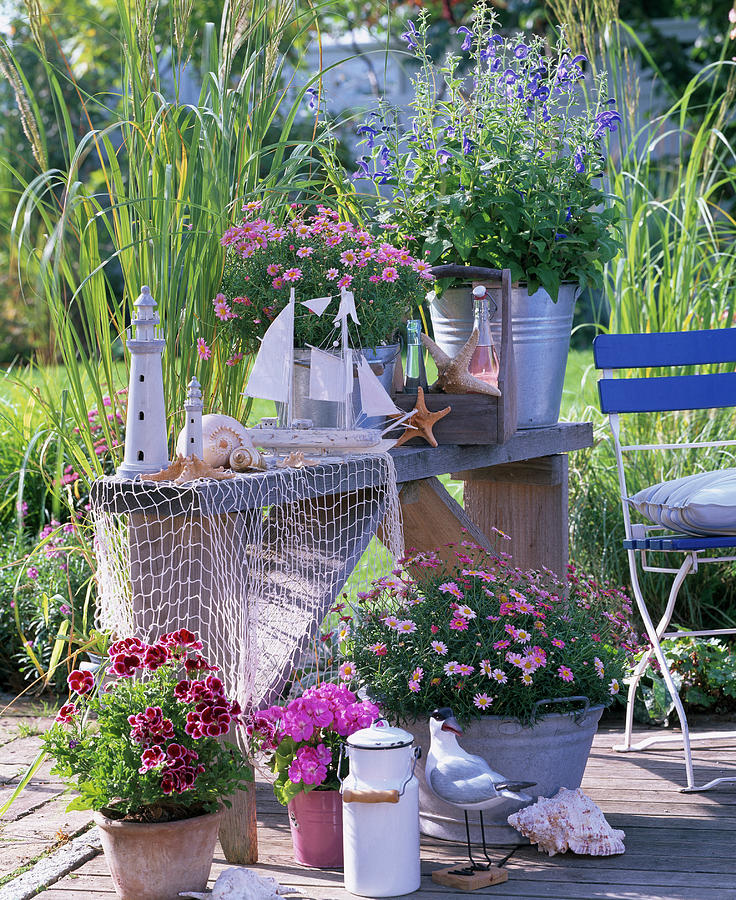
[409,699,603,845]
[428,283,579,428]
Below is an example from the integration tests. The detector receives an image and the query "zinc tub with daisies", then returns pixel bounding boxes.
[346,543,641,843]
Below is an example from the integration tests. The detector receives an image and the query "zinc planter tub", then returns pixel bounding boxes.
[428,282,579,429]
[408,700,604,845]
[93,808,222,900]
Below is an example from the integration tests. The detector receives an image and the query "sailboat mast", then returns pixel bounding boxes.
[341,295,353,431]
[286,288,295,427]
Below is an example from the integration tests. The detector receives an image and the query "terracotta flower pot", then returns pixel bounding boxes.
[287,789,343,868]
[93,808,222,900]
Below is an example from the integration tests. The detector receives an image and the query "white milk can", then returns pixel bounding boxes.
[340,720,421,897]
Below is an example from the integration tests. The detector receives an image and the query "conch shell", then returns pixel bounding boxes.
[179,866,294,899]
[507,787,625,857]
[176,414,252,468]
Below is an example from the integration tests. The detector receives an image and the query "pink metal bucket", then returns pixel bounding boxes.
[287,789,343,868]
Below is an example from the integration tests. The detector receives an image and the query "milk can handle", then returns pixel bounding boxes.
[532,696,590,724]
[337,745,421,800]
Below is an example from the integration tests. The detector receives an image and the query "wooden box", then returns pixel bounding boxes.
[394,267,517,445]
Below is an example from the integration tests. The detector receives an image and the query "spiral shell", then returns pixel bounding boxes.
[176,414,251,467]
[507,787,625,857]
[229,445,266,472]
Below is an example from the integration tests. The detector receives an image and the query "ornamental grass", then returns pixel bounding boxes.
[347,542,639,725]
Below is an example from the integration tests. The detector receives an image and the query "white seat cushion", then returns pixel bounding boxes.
[628,469,736,536]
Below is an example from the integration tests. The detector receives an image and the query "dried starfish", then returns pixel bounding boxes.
[421,329,502,397]
[143,455,235,484]
[392,386,451,448]
[276,450,320,468]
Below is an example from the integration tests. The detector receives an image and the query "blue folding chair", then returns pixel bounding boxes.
[594,328,736,791]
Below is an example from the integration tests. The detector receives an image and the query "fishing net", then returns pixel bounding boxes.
[89,453,402,715]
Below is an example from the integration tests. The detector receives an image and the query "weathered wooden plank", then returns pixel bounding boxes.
[398,476,493,557]
[455,455,567,486]
[392,422,593,483]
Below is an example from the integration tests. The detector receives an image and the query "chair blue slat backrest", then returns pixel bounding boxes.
[594,329,736,414]
[594,329,736,369]
[598,372,736,413]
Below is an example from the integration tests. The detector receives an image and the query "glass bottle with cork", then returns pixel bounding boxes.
[468,284,500,390]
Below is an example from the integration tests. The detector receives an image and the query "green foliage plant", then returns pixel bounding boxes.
[356,2,621,299]
[43,629,250,819]
[218,204,432,352]
[347,542,637,725]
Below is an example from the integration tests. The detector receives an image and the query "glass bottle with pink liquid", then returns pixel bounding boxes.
[468,284,500,390]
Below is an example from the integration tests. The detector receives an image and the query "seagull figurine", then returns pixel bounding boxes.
[426,707,535,875]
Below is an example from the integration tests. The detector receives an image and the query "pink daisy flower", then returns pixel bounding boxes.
[283,268,302,282]
[411,667,424,682]
[449,618,468,631]
[266,263,281,276]
[296,246,314,258]
[226,352,244,366]
[338,274,353,289]
[456,605,477,620]
[457,663,475,676]
[480,659,493,676]
[431,641,448,655]
[557,666,574,683]
[339,661,356,681]
[552,638,566,648]
[382,615,400,629]
[326,268,339,280]
[609,678,620,695]
[340,249,358,266]
[491,669,507,684]
[368,642,387,656]
[381,266,399,282]
[438,582,464,599]
[408,680,420,693]
[443,661,460,676]
[473,692,493,710]
[520,672,534,686]
[196,338,210,360]
[272,277,284,289]
[396,619,417,634]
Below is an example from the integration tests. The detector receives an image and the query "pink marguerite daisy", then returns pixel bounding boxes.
[266,263,281,276]
[431,640,448,655]
[326,268,339,280]
[283,267,302,282]
[381,266,399,282]
[338,274,353,289]
[473,692,493,709]
[196,338,210,360]
[296,246,314,258]
[557,665,574,683]
[491,668,507,684]
[368,642,387,656]
[443,661,460,676]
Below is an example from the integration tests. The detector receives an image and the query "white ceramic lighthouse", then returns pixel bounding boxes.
[117,286,170,479]
[181,376,204,459]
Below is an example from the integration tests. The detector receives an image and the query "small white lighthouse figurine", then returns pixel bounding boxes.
[182,376,204,459]
[117,286,170,479]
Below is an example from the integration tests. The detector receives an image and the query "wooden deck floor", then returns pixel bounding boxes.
[35,722,736,900]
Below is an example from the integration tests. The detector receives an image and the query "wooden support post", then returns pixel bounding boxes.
[459,455,569,577]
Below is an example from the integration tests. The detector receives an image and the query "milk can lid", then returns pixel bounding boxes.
[347,719,413,750]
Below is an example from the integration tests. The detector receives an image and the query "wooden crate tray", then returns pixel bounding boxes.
[395,266,517,445]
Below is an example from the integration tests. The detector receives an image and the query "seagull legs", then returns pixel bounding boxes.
[450,811,491,875]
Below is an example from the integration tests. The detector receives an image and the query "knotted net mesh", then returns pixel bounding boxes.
[89,453,402,717]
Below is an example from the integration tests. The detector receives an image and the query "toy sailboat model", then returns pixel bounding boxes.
[245,288,408,454]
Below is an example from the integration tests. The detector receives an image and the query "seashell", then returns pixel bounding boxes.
[179,865,294,898]
[229,445,266,472]
[276,450,320,469]
[176,414,252,468]
[507,787,625,857]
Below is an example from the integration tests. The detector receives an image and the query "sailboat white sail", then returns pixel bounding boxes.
[309,347,346,403]
[301,296,332,316]
[356,356,404,418]
[243,289,295,406]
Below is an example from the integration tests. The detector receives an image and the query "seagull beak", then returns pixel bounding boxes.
[441,715,463,735]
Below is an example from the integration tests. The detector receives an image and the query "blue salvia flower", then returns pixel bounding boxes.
[457,26,473,52]
[357,125,378,149]
[565,206,573,221]
[437,149,453,163]
[514,42,529,60]
[504,68,518,85]
[491,58,502,72]
[401,20,419,51]
[571,54,587,66]
[305,88,319,111]
[555,232,568,241]
[445,125,457,138]
[462,133,474,155]
[573,145,585,173]
[373,171,391,184]
[353,157,371,180]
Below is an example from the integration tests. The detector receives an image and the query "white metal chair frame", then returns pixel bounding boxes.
[603,386,736,792]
